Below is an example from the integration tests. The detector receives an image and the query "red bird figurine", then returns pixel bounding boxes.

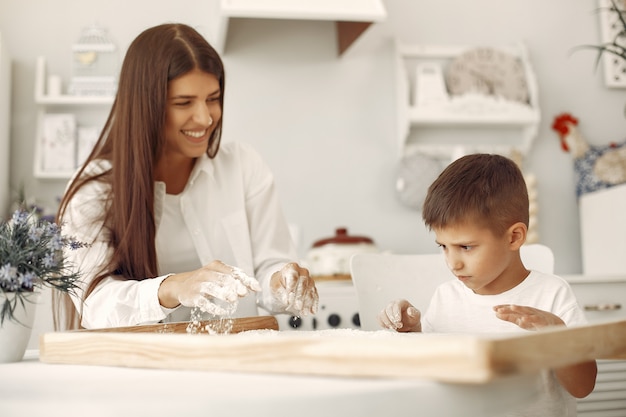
[551,112,626,197]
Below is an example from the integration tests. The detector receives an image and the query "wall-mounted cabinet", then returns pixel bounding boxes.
[394,42,541,160]
[33,56,113,180]
[208,0,387,55]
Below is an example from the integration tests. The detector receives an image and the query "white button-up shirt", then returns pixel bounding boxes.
[62,141,296,329]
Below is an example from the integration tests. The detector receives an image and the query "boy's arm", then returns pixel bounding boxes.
[493,304,597,397]
[555,360,597,398]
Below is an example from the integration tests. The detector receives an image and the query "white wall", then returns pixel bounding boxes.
[1,0,625,275]
[0,32,10,217]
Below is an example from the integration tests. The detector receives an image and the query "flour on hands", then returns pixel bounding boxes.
[266,263,319,316]
[177,264,261,316]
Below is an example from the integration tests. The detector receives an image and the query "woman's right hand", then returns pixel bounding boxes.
[158,260,261,316]
[377,299,422,332]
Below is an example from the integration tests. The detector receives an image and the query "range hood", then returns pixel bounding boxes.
[210,0,387,55]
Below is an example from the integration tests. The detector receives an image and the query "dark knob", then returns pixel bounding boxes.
[288,316,302,328]
[328,314,341,327]
[352,313,360,327]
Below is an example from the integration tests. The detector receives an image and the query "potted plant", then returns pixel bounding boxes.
[0,208,84,362]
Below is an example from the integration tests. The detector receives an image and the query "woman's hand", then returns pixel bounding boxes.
[268,263,318,316]
[493,304,565,330]
[159,260,261,316]
[378,299,421,332]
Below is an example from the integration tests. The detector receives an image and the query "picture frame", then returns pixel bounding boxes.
[598,0,626,88]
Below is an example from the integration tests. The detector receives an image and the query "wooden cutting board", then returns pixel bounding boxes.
[40,318,626,384]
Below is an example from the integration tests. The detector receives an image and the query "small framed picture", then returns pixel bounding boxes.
[598,0,626,88]
[41,113,76,173]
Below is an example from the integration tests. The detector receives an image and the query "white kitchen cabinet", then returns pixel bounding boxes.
[33,56,113,179]
[0,33,10,217]
[566,275,626,416]
[394,43,540,159]
[207,0,387,55]
[579,184,626,275]
[567,275,626,322]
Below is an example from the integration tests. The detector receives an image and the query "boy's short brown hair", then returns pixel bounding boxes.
[422,153,529,236]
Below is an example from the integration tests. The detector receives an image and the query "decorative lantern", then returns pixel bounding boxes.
[68,24,118,96]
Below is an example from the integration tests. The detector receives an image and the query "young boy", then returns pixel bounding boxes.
[378,153,597,416]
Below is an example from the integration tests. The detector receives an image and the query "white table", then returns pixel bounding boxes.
[0,350,540,417]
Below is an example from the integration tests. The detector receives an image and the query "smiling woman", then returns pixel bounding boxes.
[53,23,319,331]
[158,69,223,194]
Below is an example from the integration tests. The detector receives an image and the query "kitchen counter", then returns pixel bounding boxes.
[1,350,541,417]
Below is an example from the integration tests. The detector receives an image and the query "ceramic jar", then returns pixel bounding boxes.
[306,228,378,279]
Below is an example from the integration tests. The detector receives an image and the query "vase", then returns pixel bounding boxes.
[0,291,40,363]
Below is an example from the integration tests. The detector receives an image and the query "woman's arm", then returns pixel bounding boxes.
[236,143,312,313]
[61,176,171,329]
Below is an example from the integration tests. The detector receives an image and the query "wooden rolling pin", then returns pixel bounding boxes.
[78,315,279,334]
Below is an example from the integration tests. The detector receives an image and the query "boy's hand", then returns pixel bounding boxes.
[378,299,422,332]
[494,304,565,330]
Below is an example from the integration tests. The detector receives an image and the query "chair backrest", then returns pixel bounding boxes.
[519,243,554,276]
[350,244,555,331]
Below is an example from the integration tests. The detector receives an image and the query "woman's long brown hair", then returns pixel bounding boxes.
[53,24,226,330]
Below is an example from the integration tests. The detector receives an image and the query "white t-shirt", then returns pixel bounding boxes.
[422,270,587,417]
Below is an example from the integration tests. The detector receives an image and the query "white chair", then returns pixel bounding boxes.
[350,244,555,331]
[519,243,554,275]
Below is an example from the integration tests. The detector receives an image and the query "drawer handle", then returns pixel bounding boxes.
[584,303,622,311]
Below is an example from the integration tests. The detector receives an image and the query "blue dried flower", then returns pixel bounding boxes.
[0,209,86,325]
[28,225,43,242]
[18,271,35,290]
[10,210,28,226]
[0,263,16,282]
[41,252,57,268]
[68,240,85,250]
[47,234,64,251]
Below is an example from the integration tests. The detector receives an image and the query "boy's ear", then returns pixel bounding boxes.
[508,222,527,250]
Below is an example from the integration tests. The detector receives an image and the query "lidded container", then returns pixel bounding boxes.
[306,228,378,280]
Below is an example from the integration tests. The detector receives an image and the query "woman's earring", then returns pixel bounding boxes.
[208,116,214,126]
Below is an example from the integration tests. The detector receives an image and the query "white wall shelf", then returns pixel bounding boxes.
[33,56,113,180]
[34,57,114,106]
[394,42,541,159]
[408,106,539,126]
[208,0,387,55]
[35,95,113,106]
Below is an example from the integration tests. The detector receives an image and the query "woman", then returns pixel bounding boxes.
[55,23,318,329]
